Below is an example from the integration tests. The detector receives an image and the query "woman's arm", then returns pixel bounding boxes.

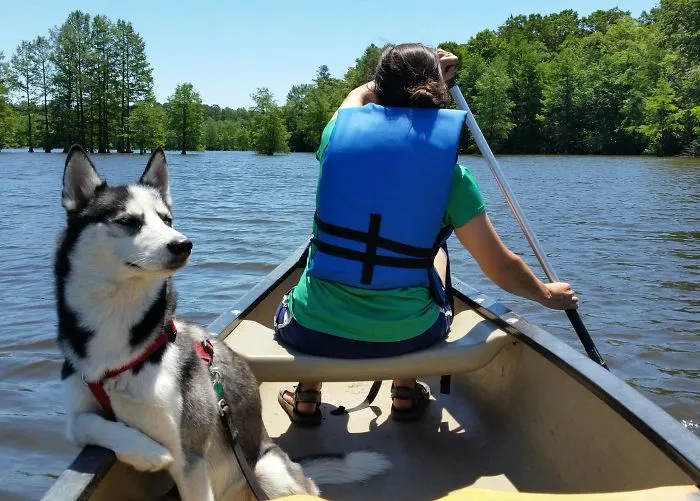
[454,213,578,310]
[331,82,376,120]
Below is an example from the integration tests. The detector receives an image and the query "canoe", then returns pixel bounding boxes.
[43,243,700,501]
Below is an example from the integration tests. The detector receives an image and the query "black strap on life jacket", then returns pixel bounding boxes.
[313,212,438,285]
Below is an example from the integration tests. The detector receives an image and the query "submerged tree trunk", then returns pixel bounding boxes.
[26,87,34,153]
[181,102,187,155]
[41,61,50,152]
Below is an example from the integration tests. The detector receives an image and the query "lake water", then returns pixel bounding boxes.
[0,150,698,499]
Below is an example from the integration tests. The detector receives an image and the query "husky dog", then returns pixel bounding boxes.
[56,146,390,500]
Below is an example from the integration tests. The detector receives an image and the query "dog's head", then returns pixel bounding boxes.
[61,145,192,278]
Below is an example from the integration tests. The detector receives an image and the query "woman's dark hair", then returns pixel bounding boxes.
[373,43,450,109]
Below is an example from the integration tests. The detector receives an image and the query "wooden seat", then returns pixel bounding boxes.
[224,308,511,382]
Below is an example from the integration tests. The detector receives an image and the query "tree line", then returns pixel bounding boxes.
[0,1,697,156]
[0,12,204,155]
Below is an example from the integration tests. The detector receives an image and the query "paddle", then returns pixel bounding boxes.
[449,84,609,370]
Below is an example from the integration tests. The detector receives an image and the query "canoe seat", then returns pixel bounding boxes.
[224,309,511,382]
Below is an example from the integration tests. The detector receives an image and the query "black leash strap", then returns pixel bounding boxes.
[219,402,270,501]
[440,241,455,395]
[330,380,383,416]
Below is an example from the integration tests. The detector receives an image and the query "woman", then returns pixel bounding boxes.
[275,44,578,424]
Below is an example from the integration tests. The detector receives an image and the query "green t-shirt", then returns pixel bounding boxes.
[288,118,486,342]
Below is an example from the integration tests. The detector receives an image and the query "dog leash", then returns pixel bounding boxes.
[194,341,271,501]
[330,380,382,416]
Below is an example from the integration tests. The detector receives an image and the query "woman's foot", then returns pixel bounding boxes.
[278,382,323,426]
[281,382,321,414]
[391,379,431,421]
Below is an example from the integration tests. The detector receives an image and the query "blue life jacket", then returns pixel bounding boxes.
[307,103,466,297]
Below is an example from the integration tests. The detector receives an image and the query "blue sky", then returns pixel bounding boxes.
[0,0,656,108]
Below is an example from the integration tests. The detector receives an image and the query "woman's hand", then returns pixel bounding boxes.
[437,48,458,83]
[540,282,579,310]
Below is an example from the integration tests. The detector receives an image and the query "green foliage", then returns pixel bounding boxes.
[9,40,37,151]
[501,38,544,152]
[3,3,698,156]
[166,83,204,154]
[0,11,156,152]
[582,8,630,33]
[472,60,514,148]
[114,20,153,152]
[129,100,165,154]
[32,35,53,151]
[0,52,14,150]
[204,119,251,151]
[654,0,700,58]
[637,77,684,155]
[282,66,346,152]
[344,44,382,89]
[251,88,289,155]
[539,46,585,153]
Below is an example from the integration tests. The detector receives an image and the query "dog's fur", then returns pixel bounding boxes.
[56,146,390,500]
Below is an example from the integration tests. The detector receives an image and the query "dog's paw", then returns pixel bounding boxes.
[116,440,174,472]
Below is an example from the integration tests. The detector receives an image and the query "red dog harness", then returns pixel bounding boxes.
[84,320,268,500]
[85,319,214,419]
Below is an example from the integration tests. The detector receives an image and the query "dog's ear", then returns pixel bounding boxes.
[139,147,171,207]
[62,145,105,214]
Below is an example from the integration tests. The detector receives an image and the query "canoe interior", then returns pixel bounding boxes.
[237,268,695,500]
[52,255,699,501]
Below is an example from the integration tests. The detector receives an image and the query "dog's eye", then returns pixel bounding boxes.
[115,217,143,230]
[160,215,172,227]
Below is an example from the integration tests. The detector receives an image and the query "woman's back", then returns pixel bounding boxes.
[287,114,486,343]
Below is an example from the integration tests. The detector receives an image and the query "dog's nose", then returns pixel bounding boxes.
[167,239,193,257]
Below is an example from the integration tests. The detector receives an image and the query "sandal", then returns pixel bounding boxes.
[277,384,322,426]
[390,381,431,422]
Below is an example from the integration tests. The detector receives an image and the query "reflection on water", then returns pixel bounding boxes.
[660,231,700,242]
[0,150,698,499]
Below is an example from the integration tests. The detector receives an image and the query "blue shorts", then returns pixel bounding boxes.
[273,295,452,359]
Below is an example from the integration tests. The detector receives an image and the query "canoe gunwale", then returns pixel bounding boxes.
[41,445,116,501]
[207,242,310,335]
[42,240,700,499]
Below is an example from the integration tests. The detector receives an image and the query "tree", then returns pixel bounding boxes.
[51,11,92,151]
[654,0,700,59]
[284,84,313,151]
[637,77,684,155]
[0,52,16,151]
[502,38,544,152]
[166,83,204,154]
[114,20,153,152]
[129,99,165,154]
[472,60,514,149]
[534,10,583,51]
[582,8,630,33]
[32,36,53,152]
[540,46,585,153]
[9,40,37,152]
[251,87,289,155]
[344,44,382,89]
[90,15,116,153]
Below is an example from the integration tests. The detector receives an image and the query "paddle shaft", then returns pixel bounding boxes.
[449,85,608,370]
